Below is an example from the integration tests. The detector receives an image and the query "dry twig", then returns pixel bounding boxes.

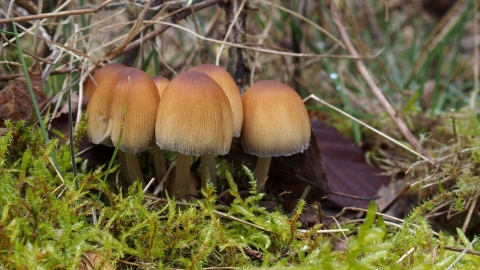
[0,0,115,24]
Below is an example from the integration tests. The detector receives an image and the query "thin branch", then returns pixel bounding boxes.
[329,2,433,165]
[216,0,246,65]
[0,66,80,81]
[0,0,115,24]
[145,20,384,60]
[121,0,224,54]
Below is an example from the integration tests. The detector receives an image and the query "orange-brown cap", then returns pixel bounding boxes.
[84,63,126,100]
[86,67,160,154]
[189,64,243,137]
[151,76,170,98]
[241,80,310,157]
[156,71,233,155]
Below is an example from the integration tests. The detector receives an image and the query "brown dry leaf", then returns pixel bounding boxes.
[312,120,392,210]
[0,70,46,126]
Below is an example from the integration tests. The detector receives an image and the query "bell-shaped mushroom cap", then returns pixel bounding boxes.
[189,64,243,137]
[84,63,126,100]
[109,68,160,153]
[151,76,170,98]
[86,67,125,146]
[241,80,311,157]
[86,67,160,154]
[156,71,233,156]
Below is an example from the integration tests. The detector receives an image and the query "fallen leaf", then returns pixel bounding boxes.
[0,70,46,126]
[312,120,392,210]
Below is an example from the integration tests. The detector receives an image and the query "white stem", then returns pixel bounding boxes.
[254,156,271,191]
[153,145,166,184]
[176,153,194,198]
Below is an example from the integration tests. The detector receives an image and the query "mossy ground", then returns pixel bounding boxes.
[1,118,480,269]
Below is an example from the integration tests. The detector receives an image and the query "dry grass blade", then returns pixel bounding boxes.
[0,0,115,24]
[328,2,433,166]
[304,94,430,162]
[447,238,479,270]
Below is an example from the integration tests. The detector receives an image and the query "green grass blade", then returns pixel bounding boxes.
[11,18,64,181]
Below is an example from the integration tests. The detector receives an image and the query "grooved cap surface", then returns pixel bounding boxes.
[241,80,311,157]
[156,71,233,155]
[84,64,125,100]
[151,76,170,98]
[86,67,159,154]
[189,64,243,137]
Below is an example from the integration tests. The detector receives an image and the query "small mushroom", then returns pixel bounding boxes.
[241,80,311,191]
[188,64,243,187]
[86,67,160,185]
[156,71,233,197]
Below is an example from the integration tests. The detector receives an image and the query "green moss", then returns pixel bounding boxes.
[1,120,480,269]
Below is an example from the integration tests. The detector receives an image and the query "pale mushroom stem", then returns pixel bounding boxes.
[254,157,272,191]
[118,151,145,186]
[153,145,166,185]
[201,154,217,189]
[176,153,193,197]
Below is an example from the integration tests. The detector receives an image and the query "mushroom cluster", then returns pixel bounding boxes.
[84,63,310,198]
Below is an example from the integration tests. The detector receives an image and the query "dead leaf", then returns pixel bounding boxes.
[312,120,392,210]
[0,70,46,126]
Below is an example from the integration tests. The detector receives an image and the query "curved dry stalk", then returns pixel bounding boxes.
[328,3,433,166]
[304,94,431,163]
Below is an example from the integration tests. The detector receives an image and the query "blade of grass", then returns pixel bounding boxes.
[68,79,78,189]
[12,18,64,181]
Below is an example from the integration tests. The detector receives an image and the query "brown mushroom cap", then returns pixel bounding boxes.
[155,70,233,155]
[84,63,126,100]
[241,80,311,157]
[151,76,170,98]
[86,67,160,154]
[188,64,243,137]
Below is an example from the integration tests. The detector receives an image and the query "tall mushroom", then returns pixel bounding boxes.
[241,80,311,191]
[156,71,233,197]
[188,64,243,187]
[86,67,160,185]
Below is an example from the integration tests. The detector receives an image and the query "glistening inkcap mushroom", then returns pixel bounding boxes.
[156,70,233,197]
[86,67,160,185]
[241,80,311,191]
[188,64,243,186]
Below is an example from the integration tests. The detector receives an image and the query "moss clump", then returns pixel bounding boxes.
[1,120,480,269]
